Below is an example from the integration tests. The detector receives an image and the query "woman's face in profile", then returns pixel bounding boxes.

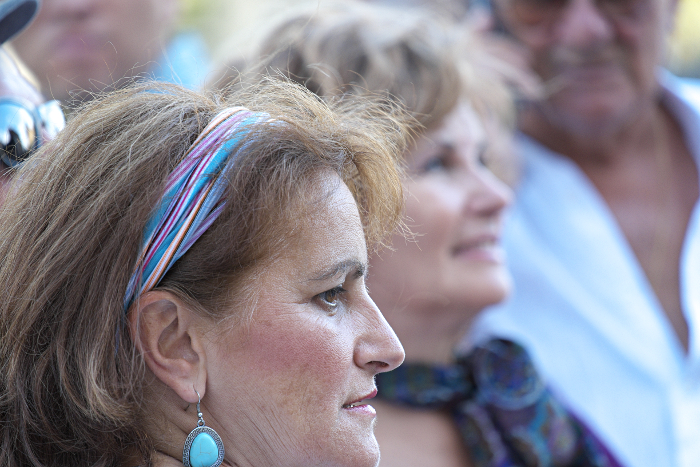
[201,173,404,467]
[370,103,513,314]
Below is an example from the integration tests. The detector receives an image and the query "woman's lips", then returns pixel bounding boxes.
[452,235,504,263]
[342,388,378,414]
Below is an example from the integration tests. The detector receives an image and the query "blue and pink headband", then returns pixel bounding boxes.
[123,107,270,309]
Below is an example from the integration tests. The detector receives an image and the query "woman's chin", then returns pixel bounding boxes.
[446,266,513,311]
[348,421,381,467]
[325,434,380,467]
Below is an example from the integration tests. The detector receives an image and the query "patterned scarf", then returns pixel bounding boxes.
[376,339,623,467]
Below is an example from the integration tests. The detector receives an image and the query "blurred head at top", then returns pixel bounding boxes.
[364,0,471,20]
[237,1,513,135]
[490,0,679,136]
[10,0,179,103]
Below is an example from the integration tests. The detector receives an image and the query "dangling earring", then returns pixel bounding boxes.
[182,387,225,467]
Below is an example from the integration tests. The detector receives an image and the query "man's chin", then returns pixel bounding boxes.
[543,91,638,138]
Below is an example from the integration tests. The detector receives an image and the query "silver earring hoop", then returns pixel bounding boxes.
[182,387,225,467]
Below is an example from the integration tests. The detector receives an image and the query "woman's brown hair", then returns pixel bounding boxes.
[0,79,408,467]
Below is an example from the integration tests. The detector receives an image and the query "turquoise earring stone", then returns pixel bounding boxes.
[182,419,224,467]
[189,432,219,467]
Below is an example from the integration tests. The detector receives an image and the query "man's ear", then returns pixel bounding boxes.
[128,290,207,404]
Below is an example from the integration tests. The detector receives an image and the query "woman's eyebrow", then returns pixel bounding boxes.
[309,259,366,282]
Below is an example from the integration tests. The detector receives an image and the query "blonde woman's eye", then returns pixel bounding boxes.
[317,286,345,310]
[422,154,450,173]
[477,145,490,167]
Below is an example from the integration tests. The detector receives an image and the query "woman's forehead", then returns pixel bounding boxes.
[278,176,367,272]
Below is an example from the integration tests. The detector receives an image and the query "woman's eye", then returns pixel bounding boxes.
[421,154,449,173]
[477,144,490,167]
[317,286,346,311]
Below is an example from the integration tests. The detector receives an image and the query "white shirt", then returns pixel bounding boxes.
[471,72,700,467]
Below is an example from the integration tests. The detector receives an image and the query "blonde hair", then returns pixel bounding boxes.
[0,79,408,467]
[216,2,514,132]
[214,2,519,182]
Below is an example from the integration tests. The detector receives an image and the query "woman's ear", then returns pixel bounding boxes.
[128,291,207,404]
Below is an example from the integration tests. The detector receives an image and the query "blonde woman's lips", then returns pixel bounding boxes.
[452,235,504,263]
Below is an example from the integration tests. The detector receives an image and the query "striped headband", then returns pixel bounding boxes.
[123,107,270,310]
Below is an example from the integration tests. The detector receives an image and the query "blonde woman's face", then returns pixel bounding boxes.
[369,103,513,316]
[201,173,404,467]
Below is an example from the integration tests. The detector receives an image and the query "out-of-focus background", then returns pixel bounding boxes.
[180,0,700,79]
[669,0,700,77]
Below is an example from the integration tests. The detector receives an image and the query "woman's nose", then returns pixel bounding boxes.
[354,299,405,374]
[466,169,513,217]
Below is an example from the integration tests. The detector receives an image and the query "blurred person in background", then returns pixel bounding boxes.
[225,3,624,466]
[365,0,470,19]
[10,0,209,105]
[1,0,65,201]
[470,1,700,467]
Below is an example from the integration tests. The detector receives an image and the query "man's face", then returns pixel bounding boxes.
[11,0,178,102]
[493,0,678,136]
